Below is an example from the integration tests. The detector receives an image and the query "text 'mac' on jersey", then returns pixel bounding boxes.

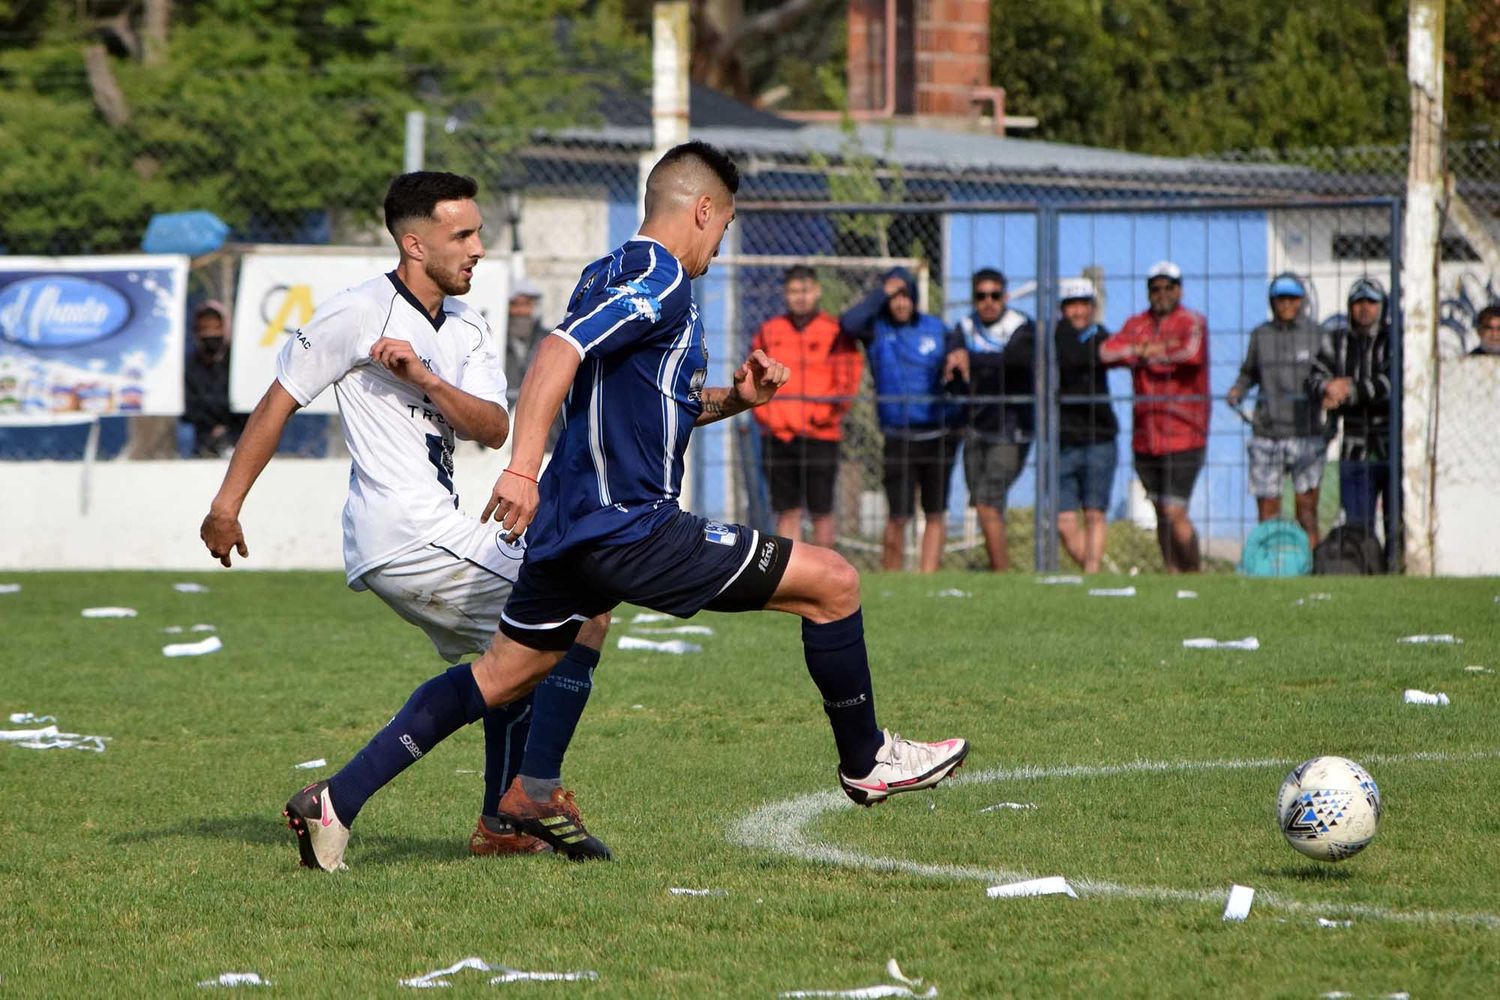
[275,272,512,586]
[527,236,705,563]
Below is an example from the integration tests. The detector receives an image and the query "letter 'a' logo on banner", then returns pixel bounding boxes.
[259,284,315,346]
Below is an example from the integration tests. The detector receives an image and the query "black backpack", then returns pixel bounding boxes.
[1313,525,1387,575]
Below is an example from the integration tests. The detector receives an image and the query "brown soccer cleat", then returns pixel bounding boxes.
[497,776,613,861]
[468,815,553,857]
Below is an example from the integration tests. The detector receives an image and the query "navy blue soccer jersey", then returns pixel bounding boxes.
[526,236,708,561]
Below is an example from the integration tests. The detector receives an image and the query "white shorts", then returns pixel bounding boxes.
[1247,435,1327,498]
[359,521,524,663]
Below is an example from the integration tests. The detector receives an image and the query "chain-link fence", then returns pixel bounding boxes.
[5,95,1500,572]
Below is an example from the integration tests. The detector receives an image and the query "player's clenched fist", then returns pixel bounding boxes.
[370,337,437,390]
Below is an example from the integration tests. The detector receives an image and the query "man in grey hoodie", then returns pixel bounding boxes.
[1227,273,1328,547]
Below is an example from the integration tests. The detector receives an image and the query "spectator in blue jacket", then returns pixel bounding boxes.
[841,268,958,572]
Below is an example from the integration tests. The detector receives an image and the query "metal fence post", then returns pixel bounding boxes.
[1387,197,1405,573]
[1034,204,1060,571]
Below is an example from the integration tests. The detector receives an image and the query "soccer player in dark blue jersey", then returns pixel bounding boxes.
[288,142,968,868]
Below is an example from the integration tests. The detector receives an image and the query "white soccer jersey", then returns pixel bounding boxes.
[275,271,513,587]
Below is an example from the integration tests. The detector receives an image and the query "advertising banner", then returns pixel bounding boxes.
[231,252,510,413]
[0,255,189,417]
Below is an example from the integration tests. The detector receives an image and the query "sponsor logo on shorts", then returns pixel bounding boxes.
[399,733,423,760]
[756,540,775,573]
[704,522,737,546]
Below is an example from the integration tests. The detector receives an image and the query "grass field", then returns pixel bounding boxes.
[2,570,1497,997]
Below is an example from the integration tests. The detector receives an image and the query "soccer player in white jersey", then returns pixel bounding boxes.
[284,143,969,870]
[201,172,610,869]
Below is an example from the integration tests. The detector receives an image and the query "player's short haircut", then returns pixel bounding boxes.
[383,171,479,241]
[783,264,818,284]
[1478,304,1500,327]
[644,141,741,218]
[972,268,1006,290]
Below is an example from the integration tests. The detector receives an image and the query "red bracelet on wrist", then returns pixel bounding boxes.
[504,468,538,485]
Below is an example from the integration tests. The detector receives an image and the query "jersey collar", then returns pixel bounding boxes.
[386,271,447,331]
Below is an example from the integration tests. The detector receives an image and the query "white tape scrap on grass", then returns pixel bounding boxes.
[1037,575,1083,585]
[294,758,327,770]
[9,712,55,724]
[1321,993,1409,1000]
[617,636,700,655]
[1176,590,1198,599]
[978,801,1036,813]
[0,583,20,594]
[82,607,137,618]
[668,887,728,896]
[164,635,223,658]
[1222,884,1254,921]
[399,957,598,989]
[1089,587,1136,597]
[1317,918,1354,928]
[729,749,1500,928]
[630,612,671,624]
[197,972,270,988]
[935,588,970,599]
[1465,665,1493,674]
[1,721,109,752]
[1182,637,1260,650]
[987,876,1076,899]
[779,959,935,999]
[1399,634,1461,644]
[1403,689,1450,706]
[174,582,210,593]
[632,625,714,636]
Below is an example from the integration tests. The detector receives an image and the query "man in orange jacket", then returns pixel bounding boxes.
[751,266,864,547]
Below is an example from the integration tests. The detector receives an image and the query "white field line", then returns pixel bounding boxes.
[728,749,1500,928]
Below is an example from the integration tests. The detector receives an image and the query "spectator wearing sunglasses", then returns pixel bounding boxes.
[943,268,1035,571]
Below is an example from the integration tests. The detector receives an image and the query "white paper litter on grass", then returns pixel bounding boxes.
[174,582,210,593]
[630,612,671,624]
[1222,884,1254,921]
[632,625,714,636]
[1176,590,1198,599]
[196,972,270,988]
[1403,689,1450,706]
[1317,918,1354,928]
[0,725,58,743]
[1183,637,1260,650]
[668,887,728,896]
[82,606,137,618]
[986,876,1077,899]
[191,623,217,632]
[978,801,1037,813]
[399,957,598,989]
[935,588,970,598]
[294,758,327,770]
[1,724,110,752]
[1037,575,1083,585]
[1465,665,1493,673]
[163,626,184,634]
[163,635,223,658]
[9,712,55,724]
[1088,587,1136,597]
[779,960,935,1000]
[617,635,701,655]
[1398,633,1462,644]
[0,583,20,594]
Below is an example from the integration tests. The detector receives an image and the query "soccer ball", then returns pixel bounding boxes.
[1276,756,1382,862]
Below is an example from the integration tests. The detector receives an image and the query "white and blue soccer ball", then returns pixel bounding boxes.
[1276,756,1382,862]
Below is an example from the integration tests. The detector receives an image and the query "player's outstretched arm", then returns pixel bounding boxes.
[201,381,301,567]
[481,334,582,540]
[369,336,508,448]
[696,348,789,426]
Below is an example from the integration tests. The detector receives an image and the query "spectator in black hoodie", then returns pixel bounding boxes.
[1052,278,1119,573]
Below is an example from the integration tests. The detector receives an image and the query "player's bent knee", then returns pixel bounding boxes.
[473,636,562,708]
[804,548,861,622]
[575,612,611,650]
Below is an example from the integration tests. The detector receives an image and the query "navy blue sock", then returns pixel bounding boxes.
[327,663,487,826]
[517,644,600,783]
[802,608,882,776]
[480,692,534,819]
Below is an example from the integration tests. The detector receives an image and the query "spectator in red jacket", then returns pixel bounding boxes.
[1099,261,1210,573]
[751,266,864,547]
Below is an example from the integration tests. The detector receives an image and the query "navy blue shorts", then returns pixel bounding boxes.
[499,510,793,651]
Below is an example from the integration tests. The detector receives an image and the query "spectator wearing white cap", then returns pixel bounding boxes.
[504,277,547,402]
[1099,260,1210,573]
[1052,278,1118,573]
[1228,272,1328,547]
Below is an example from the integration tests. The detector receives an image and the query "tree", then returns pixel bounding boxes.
[0,0,647,254]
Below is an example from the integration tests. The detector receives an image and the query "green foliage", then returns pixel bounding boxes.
[0,0,647,253]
